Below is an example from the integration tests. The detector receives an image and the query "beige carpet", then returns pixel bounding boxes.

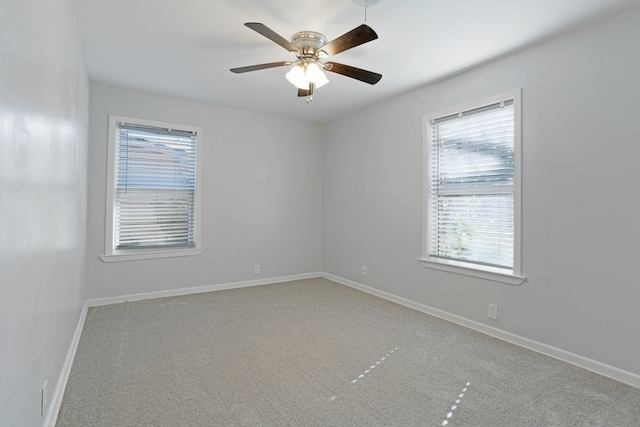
[56,278,640,426]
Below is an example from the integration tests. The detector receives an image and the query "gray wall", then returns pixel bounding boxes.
[322,8,640,375]
[0,0,89,425]
[3,5,638,426]
[86,84,324,299]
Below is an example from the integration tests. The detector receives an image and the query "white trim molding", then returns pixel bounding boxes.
[422,89,524,282]
[102,115,204,262]
[53,272,322,426]
[99,248,204,263]
[322,272,640,389]
[87,272,323,307]
[52,269,638,425]
[46,301,89,427]
[418,258,526,285]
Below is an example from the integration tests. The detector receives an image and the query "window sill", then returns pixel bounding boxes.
[100,248,204,263]
[418,258,526,285]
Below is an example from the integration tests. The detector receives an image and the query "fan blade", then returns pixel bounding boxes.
[230,61,292,73]
[324,62,382,85]
[321,24,378,56]
[245,22,299,53]
[297,83,314,97]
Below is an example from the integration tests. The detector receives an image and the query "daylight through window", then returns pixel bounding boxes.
[102,116,202,262]
[423,91,522,280]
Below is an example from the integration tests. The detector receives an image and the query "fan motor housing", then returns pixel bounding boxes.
[291,31,327,57]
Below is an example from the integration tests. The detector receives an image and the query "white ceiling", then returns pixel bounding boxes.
[72,0,638,124]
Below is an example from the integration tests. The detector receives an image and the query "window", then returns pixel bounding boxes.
[101,115,203,262]
[420,90,525,285]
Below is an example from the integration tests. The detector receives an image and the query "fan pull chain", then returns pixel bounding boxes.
[306,83,315,103]
[355,0,381,22]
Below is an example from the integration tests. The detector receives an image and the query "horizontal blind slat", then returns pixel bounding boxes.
[115,123,197,250]
[428,99,515,269]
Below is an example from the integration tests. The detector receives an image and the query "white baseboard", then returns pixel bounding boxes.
[56,268,638,426]
[87,272,323,307]
[45,300,89,427]
[48,273,321,426]
[322,272,640,389]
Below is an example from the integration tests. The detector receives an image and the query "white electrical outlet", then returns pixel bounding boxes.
[361,265,368,275]
[254,265,261,274]
[488,304,498,320]
[41,380,48,416]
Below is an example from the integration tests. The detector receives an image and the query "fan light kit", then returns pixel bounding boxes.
[285,31,330,91]
[230,22,381,102]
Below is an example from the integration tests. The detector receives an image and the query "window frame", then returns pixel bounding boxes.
[419,89,525,285]
[100,115,204,263]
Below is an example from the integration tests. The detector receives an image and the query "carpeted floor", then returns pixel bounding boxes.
[56,278,640,426]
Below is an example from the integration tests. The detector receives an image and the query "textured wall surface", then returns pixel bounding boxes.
[322,8,640,376]
[0,0,89,425]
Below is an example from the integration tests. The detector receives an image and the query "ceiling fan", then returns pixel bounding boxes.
[230,22,382,99]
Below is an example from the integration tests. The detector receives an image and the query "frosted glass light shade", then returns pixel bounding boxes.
[306,63,329,88]
[285,63,329,90]
[285,65,308,89]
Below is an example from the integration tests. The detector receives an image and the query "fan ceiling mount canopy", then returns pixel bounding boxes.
[230,22,382,99]
[290,30,328,57]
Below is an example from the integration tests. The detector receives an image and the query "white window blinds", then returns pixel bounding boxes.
[115,122,197,250]
[427,99,515,269]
